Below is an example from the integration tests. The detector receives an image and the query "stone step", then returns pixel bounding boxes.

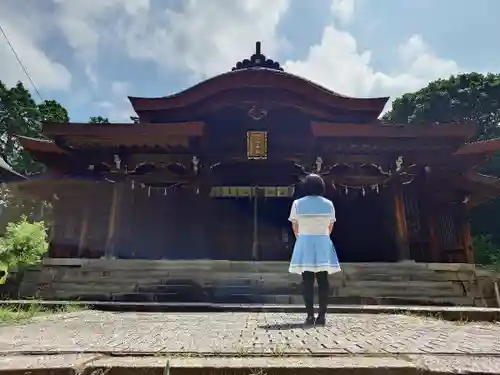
[40,280,469,301]
[19,260,498,307]
[35,290,476,307]
[343,280,464,291]
[46,259,462,273]
[37,264,480,285]
[39,268,472,285]
[40,268,477,284]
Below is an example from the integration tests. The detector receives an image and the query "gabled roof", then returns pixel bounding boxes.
[17,136,66,154]
[0,156,25,182]
[128,68,389,117]
[454,137,500,156]
[128,42,389,119]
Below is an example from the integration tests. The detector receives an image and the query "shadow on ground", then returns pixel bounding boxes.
[258,322,317,330]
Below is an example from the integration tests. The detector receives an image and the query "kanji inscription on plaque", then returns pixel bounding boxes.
[247,131,268,160]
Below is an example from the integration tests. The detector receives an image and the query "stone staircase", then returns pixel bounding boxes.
[17,259,500,307]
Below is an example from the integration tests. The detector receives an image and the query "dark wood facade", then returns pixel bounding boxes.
[14,43,500,264]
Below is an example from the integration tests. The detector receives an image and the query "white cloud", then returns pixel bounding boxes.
[52,0,150,84]
[0,12,71,91]
[0,0,463,119]
[284,24,459,108]
[122,0,290,79]
[399,35,459,80]
[115,0,458,110]
[94,81,135,122]
[331,0,355,25]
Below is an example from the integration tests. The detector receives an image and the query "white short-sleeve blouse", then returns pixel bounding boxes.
[288,196,336,236]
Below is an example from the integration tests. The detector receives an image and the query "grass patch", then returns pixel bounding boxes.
[0,303,85,325]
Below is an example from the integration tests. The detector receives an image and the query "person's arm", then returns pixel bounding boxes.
[328,203,336,235]
[292,221,299,238]
[328,222,334,235]
[288,200,299,238]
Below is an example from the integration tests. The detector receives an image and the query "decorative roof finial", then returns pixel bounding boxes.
[232,41,283,71]
[255,41,261,55]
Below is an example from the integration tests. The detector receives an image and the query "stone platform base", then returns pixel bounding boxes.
[17,259,500,307]
[1,310,500,374]
[3,354,500,375]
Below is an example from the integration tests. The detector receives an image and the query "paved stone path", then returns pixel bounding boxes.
[0,310,500,355]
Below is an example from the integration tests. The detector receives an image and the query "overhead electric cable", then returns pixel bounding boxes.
[0,22,52,141]
[0,22,43,101]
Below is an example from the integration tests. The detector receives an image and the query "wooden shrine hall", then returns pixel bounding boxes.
[15,42,500,266]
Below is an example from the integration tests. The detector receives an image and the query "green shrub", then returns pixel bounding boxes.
[473,234,500,271]
[0,217,48,284]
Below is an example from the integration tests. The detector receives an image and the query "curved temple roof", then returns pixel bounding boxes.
[128,42,389,117]
[454,137,500,157]
[0,156,25,181]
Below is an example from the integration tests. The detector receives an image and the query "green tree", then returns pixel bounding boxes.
[383,73,500,141]
[0,81,39,168]
[384,72,500,258]
[0,80,69,175]
[39,100,69,123]
[0,217,48,284]
[473,235,500,271]
[89,116,110,124]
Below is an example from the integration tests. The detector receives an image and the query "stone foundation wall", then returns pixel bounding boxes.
[15,259,500,307]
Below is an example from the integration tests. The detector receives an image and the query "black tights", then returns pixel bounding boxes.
[302,271,329,316]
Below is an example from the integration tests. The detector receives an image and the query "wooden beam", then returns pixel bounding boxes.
[311,122,476,139]
[17,136,66,154]
[44,122,205,138]
[62,135,192,148]
[454,138,500,156]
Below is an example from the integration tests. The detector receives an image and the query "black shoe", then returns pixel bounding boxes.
[315,314,326,326]
[304,315,315,325]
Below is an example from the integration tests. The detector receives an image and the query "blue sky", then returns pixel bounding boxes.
[0,0,498,122]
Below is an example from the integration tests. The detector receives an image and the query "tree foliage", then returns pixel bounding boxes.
[383,73,500,141]
[89,116,110,124]
[384,72,500,261]
[0,217,48,284]
[39,100,69,123]
[0,80,69,175]
[473,234,500,271]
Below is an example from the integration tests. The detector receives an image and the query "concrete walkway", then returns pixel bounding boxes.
[0,310,500,373]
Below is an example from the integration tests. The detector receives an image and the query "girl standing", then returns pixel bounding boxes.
[288,174,341,325]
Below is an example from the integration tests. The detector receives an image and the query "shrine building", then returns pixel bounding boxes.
[15,42,500,267]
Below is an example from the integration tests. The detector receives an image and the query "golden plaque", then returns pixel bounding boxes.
[247,131,268,160]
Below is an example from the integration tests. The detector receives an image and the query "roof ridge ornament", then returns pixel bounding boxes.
[232,41,283,71]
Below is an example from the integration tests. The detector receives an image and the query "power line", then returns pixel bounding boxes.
[0,22,43,101]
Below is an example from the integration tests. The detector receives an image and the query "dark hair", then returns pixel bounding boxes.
[302,174,326,196]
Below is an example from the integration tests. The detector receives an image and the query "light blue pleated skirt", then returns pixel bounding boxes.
[288,234,341,274]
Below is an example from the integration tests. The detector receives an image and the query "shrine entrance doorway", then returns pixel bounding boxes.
[208,186,295,261]
[331,191,397,262]
[233,188,398,263]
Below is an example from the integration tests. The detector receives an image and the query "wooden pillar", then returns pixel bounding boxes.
[252,187,259,260]
[423,194,440,262]
[459,203,474,264]
[393,184,411,261]
[104,184,122,259]
[78,202,90,257]
[48,199,61,258]
[427,213,440,262]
